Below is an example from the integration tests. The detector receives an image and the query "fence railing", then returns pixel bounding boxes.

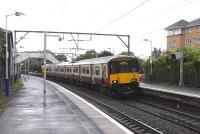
[144,65,200,87]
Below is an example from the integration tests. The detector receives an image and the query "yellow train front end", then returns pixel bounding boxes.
[108,57,140,95]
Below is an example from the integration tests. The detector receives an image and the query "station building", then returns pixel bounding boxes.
[165,18,200,51]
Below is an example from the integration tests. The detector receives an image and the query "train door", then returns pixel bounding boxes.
[91,64,95,84]
[102,64,107,84]
[79,65,81,81]
[109,61,119,84]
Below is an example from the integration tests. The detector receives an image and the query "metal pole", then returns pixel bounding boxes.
[150,41,153,82]
[128,35,130,56]
[19,63,21,78]
[14,31,17,82]
[5,15,10,97]
[28,53,30,75]
[43,32,47,106]
[179,51,184,87]
[25,60,26,75]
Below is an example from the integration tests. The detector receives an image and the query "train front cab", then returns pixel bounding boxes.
[108,57,139,95]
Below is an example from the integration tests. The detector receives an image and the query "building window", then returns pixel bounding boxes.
[187,27,191,33]
[197,26,200,32]
[175,29,181,35]
[168,28,181,36]
[197,38,200,45]
[187,39,192,45]
[169,40,176,48]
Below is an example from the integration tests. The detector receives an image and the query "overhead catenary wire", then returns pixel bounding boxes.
[95,0,150,32]
[131,0,199,39]
[131,28,163,39]
[139,0,198,24]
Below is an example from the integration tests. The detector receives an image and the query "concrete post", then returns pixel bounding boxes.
[179,51,184,87]
[43,32,47,106]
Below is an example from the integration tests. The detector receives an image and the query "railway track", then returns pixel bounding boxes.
[31,75,199,133]
[65,86,163,134]
[122,99,200,133]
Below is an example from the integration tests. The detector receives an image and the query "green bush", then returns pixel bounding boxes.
[141,47,200,87]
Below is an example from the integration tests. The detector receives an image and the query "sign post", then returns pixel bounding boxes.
[43,32,47,106]
[173,51,184,87]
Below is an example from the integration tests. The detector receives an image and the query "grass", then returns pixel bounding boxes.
[0,80,23,113]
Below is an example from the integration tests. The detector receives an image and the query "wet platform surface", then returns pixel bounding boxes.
[140,82,200,99]
[0,76,131,134]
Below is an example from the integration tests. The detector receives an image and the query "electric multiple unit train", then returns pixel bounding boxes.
[46,55,140,96]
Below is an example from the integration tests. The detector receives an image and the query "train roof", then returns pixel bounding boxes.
[56,62,71,66]
[73,55,137,65]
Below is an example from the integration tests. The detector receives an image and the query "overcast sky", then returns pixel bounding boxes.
[1,0,200,59]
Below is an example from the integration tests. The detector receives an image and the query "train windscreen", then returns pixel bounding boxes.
[110,60,138,74]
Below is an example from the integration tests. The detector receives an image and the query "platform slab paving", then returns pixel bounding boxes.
[0,76,129,134]
[140,82,200,98]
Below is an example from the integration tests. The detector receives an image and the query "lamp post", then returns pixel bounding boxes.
[5,12,25,97]
[106,48,114,55]
[143,39,153,82]
[43,34,63,105]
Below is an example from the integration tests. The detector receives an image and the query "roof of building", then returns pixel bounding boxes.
[165,20,188,30]
[165,18,200,30]
[188,18,200,27]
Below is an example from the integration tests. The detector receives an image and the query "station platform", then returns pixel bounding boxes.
[0,75,132,134]
[140,82,200,99]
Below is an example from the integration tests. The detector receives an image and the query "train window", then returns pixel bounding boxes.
[73,67,78,73]
[69,67,71,72]
[67,67,69,72]
[129,60,138,72]
[119,61,129,73]
[110,60,138,74]
[110,61,118,74]
[103,66,106,77]
[91,66,94,74]
[73,67,76,73]
[95,66,100,75]
[82,67,85,74]
[86,67,90,74]
[60,68,64,72]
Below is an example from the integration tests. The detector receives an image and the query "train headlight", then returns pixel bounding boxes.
[112,80,118,84]
[131,79,137,82]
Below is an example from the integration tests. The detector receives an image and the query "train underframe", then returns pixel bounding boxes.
[47,75,139,97]
[110,82,139,96]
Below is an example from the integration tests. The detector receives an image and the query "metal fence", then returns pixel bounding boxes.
[144,64,200,87]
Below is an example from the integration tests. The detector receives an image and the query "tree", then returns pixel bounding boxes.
[119,51,135,56]
[97,50,113,57]
[56,54,68,62]
[75,50,97,61]
[0,30,5,66]
[152,47,162,59]
[22,58,52,73]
